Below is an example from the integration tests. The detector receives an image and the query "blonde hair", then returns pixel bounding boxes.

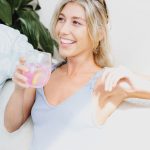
[50,0,112,67]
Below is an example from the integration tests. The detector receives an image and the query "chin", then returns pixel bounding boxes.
[59,49,75,58]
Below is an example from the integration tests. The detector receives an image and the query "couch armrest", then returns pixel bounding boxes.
[0,80,33,150]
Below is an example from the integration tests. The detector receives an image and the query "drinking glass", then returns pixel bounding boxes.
[23,51,51,88]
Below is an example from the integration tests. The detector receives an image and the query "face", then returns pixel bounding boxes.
[55,2,93,58]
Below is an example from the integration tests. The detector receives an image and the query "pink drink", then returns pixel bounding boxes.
[23,63,51,88]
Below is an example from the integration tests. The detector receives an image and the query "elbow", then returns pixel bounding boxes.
[5,127,16,133]
[4,118,21,133]
[4,122,18,133]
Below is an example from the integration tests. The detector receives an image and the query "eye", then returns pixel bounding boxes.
[57,17,65,22]
[73,20,81,26]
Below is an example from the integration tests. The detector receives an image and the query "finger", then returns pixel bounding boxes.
[105,67,126,91]
[112,73,125,88]
[101,68,113,84]
[16,64,28,73]
[111,66,131,89]
[101,68,111,82]
[19,57,26,64]
[12,77,29,88]
[107,71,124,91]
[14,72,28,82]
[97,98,120,124]
[104,69,117,91]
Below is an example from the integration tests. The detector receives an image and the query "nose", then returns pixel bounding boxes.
[59,21,71,35]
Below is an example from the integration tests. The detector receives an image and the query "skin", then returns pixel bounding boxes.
[93,66,150,124]
[44,2,101,106]
[4,2,150,132]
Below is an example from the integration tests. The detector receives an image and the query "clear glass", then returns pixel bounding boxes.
[23,51,51,88]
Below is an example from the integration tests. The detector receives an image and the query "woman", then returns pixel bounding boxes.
[4,0,150,150]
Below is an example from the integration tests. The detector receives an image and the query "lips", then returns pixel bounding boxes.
[60,38,76,45]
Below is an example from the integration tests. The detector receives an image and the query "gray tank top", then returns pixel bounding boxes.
[30,65,104,150]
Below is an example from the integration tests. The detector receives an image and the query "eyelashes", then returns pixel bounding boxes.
[57,17,82,26]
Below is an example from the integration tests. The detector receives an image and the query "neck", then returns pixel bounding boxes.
[65,54,99,77]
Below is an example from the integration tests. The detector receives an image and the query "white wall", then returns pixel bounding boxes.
[38,0,59,28]
[38,0,150,74]
[108,0,150,74]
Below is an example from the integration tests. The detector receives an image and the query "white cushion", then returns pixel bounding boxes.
[1,80,150,150]
[0,81,33,150]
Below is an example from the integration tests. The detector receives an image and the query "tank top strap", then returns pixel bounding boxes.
[51,62,104,91]
[89,69,104,90]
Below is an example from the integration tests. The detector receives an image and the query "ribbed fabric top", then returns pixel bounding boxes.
[30,66,104,150]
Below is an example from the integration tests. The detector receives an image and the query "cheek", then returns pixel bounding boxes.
[81,33,93,46]
[79,28,91,41]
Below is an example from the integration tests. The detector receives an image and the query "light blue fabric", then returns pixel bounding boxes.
[30,68,104,150]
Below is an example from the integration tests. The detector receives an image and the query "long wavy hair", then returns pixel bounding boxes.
[50,0,112,67]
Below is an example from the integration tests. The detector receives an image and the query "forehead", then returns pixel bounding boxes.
[60,2,86,19]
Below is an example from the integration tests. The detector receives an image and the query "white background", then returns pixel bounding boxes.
[38,0,150,74]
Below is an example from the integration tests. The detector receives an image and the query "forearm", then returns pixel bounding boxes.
[4,88,25,132]
[4,87,35,132]
[127,75,150,99]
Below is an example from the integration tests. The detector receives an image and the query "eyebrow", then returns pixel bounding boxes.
[59,13,86,22]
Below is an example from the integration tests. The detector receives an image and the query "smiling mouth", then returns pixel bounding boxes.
[60,38,76,45]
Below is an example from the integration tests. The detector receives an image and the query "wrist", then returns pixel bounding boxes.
[14,85,25,93]
[126,83,150,99]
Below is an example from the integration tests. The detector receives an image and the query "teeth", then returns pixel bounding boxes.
[61,38,75,44]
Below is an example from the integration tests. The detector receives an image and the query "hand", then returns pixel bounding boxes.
[93,66,135,124]
[93,66,150,124]
[12,57,29,89]
[93,80,128,124]
[94,66,136,98]
[100,66,137,92]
